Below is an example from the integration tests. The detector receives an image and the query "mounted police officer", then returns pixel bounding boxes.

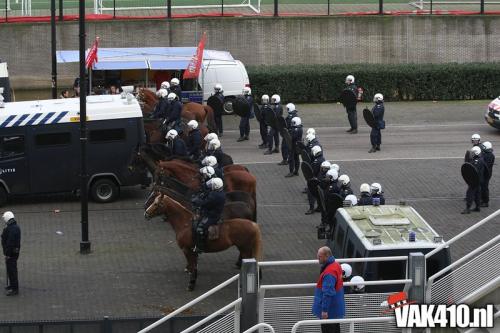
[187,120,202,160]
[465,134,482,163]
[205,138,225,164]
[165,129,187,157]
[165,92,183,133]
[212,84,225,137]
[370,183,385,205]
[192,178,225,253]
[306,145,326,215]
[480,141,495,207]
[237,87,253,142]
[358,183,372,206]
[264,94,282,155]
[160,81,170,93]
[338,175,354,199]
[150,88,170,119]
[279,103,298,166]
[343,75,358,134]
[285,116,303,177]
[462,146,485,214]
[170,78,182,100]
[201,155,224,179]
[258,95,271,149]
[368,93,385,153]
[1,211,20,296]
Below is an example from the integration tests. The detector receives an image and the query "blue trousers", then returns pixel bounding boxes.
[370,127,381,146]
[267,127,280,150]
[239,117,250,137]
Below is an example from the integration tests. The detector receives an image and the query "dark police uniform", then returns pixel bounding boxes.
[279,110,297,165]
[339,185,354,199]
[258,103,271,148]
[305,138,322,161]
[167,100,183,133]
[306,154,326,214]
[481,149,495,206]
[193,189,226,252]
[463,155,486,213]
[371,193,385,205]
[287,121,303,176]
[170,84,182,100]
[166,137,187,157]
[2,218,21,295]
[151,96,170,119]
[358,193,373,206]
[369,101,385,152]
[265,103,282,153]
[345,83,358,132]
[213,91,225,136]
[187,128,202,160]
[238,94,253,141]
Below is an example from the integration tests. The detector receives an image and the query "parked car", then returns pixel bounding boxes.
[484,96,500,129]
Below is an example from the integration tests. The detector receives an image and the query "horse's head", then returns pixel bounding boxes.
[144,191,165,220]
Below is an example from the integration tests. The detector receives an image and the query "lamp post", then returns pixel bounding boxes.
[51,0,57,99]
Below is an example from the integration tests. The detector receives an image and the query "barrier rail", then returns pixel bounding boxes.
[291,316,396,333]
[242,322,276,333]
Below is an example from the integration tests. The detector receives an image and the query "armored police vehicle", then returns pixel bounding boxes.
[0,94,147,206]
[328,204,451,291]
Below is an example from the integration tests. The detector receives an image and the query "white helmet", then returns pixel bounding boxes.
[321,161,331,170]
[471,146,482,157]
[158,88,169,98]
[170,78,180,86]
[207,177,223,191]
[345,194,358,206]
[214,83,223,92]
[373,93,384,102]
[202,155,218,167]
[350,276,365,292]
[306,133,316,143]
[471,133,481,144]
[187,120,198,130]
[370,182,382,193]
[341,263,352,278]
[345,75,355,84]
[165,129,178,140]
[330,164,340,172]
[339,174,350,186]
[208,138,221,150]
[306,128,316,136]
[271,94,281,104]
[204,132,218,143]
[261,94,269,104]
[200,166,215,179]
[360,183,371,193]
[167,92,177,101]
[311,145,322,157]
[291,117,302,127]
[286,103,296,113]
[243,87,251,95]
[482,141,493,152]
[2,211,14,223]
[161,81,170,90]
[326,169,339,181]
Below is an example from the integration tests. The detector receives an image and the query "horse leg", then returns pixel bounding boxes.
[185,251,198,291]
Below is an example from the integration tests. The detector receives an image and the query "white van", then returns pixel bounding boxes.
[200,59,250,115]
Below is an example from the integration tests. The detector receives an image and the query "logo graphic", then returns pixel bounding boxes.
[384,291,416,313]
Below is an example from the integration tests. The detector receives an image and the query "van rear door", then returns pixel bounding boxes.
[0,130,29,194]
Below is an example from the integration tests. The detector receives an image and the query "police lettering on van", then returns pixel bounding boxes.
[0,94,148,206]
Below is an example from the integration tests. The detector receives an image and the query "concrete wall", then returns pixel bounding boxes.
[2,15,500,88]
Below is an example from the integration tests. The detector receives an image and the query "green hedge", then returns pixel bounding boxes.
[247,63,500,103]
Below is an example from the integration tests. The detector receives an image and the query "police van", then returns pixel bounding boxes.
[327,204,451,291]
[0,93,147,206]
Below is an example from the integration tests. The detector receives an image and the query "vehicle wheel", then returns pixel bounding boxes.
[223,98,235,115]
[90,178,119,203]
[0,187,7,207]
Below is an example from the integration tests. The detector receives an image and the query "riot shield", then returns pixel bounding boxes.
[276,116,286,132]
[363,107,376,128]
[233,96,250,118]
[317,187,326,214]
[325,193,344,218]
[461,162,480,187]
[280,129,292,150]
[340,89,357,108]
[301,161,314,181]
[207,95,224,116]
[296,141,306,154]
[265,106,277,128]
[300,147,311,164]
[254,103,262,123]
[307,178,320,200]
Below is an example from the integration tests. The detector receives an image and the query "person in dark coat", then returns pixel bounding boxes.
[186,120,202,160]
[285,116,303,177]
[279,103,298,165]
[480,141,495,207]
[166,92,183,133]
[370,183,385,205]
[306,146,326,215]
[338,175,354,199]
[462,146,485,214]
[368,93,385,153]
[165,129,187,157]
[312,246,345,333]
[212,84,225,137]
[258,95,271,149]
[193,178,225,253]
[264,94,282,155]
[464,133,482,163]
[1,211,21,296]
[358,183,372,206]
[343,75,358,134]
[237,87,253,142]
[150,88,171,119]
[170,78,182,100]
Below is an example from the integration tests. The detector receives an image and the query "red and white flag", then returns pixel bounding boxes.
[183,32,206,80]
[85,37,100,69]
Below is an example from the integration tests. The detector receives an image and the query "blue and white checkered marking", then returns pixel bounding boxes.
[0,111,69,128]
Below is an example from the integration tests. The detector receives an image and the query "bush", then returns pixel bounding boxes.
[247,63,500,103]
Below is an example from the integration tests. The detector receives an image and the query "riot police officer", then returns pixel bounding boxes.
[237,87,253,142]
[285,116,303,177]
[1,211,20,296]
[187,120,202,160]
[480,141,495,207]
[264,94,282,155]
[165,129,187,157]
[344,75,358,134]
[358,183,372,206]
[193,178,225,253]
[465,134,482,163]
[160,81,170,92]
[170,78,182,100]
[462,146,485,214]
[370,183,385,205]
[213,84,225,137]
[258,95,271,149]
[166,92,183,133]
[279,103,298,166]
[368,93,385,153]
[205,138,226,164]
[150,88,170,119]
[305,132,322,161]
[201,155,224,179]
[338,175,354,199]
[306,146,326,215]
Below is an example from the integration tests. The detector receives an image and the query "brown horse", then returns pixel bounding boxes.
[143,119,210,145]
[144,191,262,291]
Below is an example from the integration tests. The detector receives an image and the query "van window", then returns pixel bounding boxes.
[0,135,25,158]
[89,128,126,143]
[35,133,71,147]
[377,260,406,280]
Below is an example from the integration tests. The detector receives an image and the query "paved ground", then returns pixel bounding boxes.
[0,100,499,324]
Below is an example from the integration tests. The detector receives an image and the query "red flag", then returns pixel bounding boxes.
[183,32,206,80]
[85,37,100,69]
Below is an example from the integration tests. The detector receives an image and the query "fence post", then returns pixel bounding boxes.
[240,259,258,332]
[480,0,484,14]
[379,0,383,14]
[102,316,112,333]
[274,0,278,16]
[5,0,7,22]
[59,0,63,20]
[327,0,330,15]
[167,0,171,18]
[221,0,224,16]
[408,252,426,304]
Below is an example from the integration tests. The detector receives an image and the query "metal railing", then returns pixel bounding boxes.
[291,317,396,333]
[242,322,276,333]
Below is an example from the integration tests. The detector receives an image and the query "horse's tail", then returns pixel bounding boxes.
[204,105,217,133]
[252,224,263,261]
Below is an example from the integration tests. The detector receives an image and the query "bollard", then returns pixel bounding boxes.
[408,252,425,304]
[240,258,258,332]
